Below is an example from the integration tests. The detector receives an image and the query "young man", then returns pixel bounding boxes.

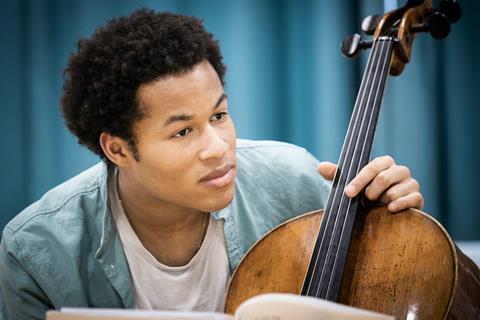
[0,9,423,319]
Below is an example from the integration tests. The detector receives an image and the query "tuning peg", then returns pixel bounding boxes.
[410,10,451,39]
[439,0,462,23]
[361,14,381,35]
[341,33,373,58]
[427,11,451,39]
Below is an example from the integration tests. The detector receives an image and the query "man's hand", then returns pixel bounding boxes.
[317,156,423,213]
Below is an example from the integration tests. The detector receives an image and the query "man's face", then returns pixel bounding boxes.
[125,60,236,213]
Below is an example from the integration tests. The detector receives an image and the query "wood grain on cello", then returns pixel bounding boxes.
[225,207,480,318]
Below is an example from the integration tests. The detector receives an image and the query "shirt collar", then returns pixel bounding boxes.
[94,162,135,308]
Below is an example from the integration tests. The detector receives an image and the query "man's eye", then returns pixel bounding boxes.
[212,112,229,121]
[173,128,192,138]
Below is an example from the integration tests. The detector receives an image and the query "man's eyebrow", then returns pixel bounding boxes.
[164,114,194,127]
[163,93,227,127]
[214,93,227,109]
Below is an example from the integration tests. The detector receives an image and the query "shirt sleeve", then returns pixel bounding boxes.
[0,229,53,320]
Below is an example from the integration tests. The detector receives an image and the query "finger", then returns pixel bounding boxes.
[317,162,337,181]
[364,165,411,201]
[378,179,420,204]
[346,155,395,197]
[388,192,424,212]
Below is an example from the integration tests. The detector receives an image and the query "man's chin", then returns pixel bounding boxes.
[201,189,235,213]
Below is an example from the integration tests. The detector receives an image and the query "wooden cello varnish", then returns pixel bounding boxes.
[225,207,480,318]
[225,1,480,319]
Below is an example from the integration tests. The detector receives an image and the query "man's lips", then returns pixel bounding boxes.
[200,164,235,188]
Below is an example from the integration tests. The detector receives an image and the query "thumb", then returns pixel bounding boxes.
[317,161,337,181]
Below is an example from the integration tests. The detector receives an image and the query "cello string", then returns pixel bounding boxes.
[312,38,388,299]
[324,38,394,299]
[303,39,380,296]
[323,38,393,299]
[310,37,393,298]
[320,38,391,299]
[304,38,382,297]
[303,38,382,296]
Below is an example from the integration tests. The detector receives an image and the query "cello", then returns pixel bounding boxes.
[224,1,480,319]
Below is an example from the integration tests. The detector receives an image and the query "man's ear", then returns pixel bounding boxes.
[99,132,133,167]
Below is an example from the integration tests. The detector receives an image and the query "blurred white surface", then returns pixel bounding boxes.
[456,241,480,266]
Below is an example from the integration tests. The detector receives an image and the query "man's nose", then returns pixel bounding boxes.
[198,126,229,161]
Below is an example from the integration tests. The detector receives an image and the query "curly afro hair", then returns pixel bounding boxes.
[61,8,226,160]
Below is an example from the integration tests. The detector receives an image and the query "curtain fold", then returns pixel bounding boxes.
[1,0,478,239]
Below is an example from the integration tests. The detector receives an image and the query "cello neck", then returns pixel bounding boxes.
[301,37,396,301]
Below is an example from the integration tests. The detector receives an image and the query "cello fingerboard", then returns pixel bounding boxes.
[301,37,395,301]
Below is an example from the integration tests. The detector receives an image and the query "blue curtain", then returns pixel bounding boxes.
[1,0,479,240]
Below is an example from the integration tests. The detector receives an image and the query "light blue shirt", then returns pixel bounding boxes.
[0,140,331,319]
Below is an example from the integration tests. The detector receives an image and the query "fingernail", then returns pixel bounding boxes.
[389,202,398,212]
[345,185,356,195]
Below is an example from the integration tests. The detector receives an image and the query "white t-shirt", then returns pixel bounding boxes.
[108,168,230,311]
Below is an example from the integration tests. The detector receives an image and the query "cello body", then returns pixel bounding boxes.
[224,207,480,319]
